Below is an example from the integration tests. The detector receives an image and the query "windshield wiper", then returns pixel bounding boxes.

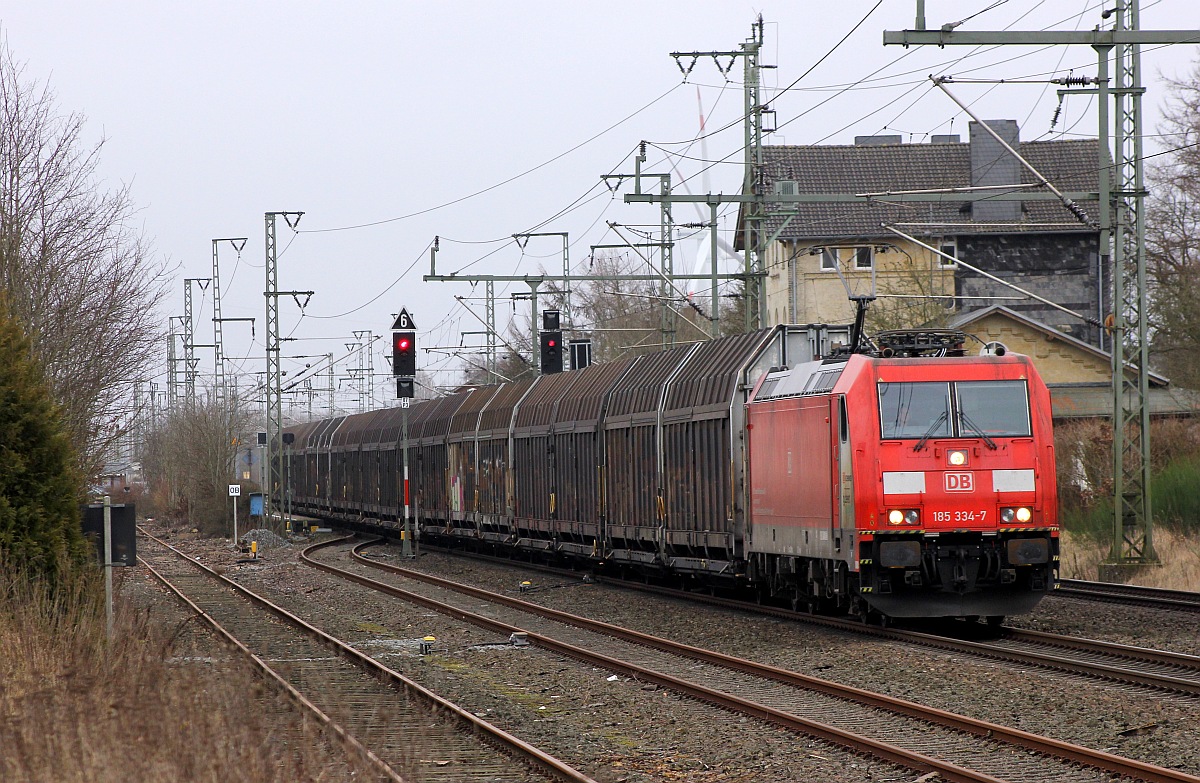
[958,411,998,450]
[913,410,949,452]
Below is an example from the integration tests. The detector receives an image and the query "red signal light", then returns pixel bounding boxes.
[539,329,563,374]
[393,331,416,376]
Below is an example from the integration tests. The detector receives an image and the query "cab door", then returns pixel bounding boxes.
[834,395,855,562]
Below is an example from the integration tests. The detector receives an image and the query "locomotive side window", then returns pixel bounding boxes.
[839,396,849,442]
[955,380,1031,437]
[878,382,952,439]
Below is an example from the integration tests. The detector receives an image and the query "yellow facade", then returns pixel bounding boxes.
[949,308,1200,418]
[763,237,957,328]
[958,311,1112,385]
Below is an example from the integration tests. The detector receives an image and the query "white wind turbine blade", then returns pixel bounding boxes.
[689,87,711,295]
[662,89,746,297]
[687,88,744,294]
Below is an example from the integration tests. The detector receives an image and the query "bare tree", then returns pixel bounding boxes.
[457,252,743,387]
[558,252,722,360]
[864,250,955,335]
[1146,60,1200,389]
[0,41,169,477]
[140,386,259,535]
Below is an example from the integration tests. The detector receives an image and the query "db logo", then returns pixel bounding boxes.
[945,472,974,492]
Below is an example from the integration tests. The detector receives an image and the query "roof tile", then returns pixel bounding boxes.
[759,138,1099,240]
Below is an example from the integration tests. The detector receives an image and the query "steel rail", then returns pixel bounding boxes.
[139,529,597,783]
[302,538,994,783]
[302,537,1200,783]
[1058,579,1200,612]
[998,625,1200,670]
[138,538,406,783]
[416,541,1200,696]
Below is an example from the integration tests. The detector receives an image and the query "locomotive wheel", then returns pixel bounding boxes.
[788,588,816,614]
[858,607,890,628]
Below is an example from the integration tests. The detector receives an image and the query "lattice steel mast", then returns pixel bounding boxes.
[883,2,1200,568]
[263,211,305,524]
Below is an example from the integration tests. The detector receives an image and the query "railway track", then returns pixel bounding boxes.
[136,529,597,783]
[301,535,1200,783]
[1058,578,1200,612]
[418,541,1200,697]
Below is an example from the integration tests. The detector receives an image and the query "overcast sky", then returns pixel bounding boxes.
[4,1,1198,410]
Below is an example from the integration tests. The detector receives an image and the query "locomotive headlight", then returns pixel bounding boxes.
[1001,507,1033,524]
[947,449,968,467]
[887,509,920,526]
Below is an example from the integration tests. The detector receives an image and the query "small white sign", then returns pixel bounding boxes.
[400,397,411,409]
[228,484,242,496]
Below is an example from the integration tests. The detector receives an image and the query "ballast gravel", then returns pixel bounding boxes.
[144,528,1200,782]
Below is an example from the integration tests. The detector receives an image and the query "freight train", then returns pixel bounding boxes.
[280,323,1059,622]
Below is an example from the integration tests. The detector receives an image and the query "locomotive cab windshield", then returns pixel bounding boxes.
[878,380,1031,445]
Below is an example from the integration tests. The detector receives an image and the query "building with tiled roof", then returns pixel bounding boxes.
[742,120,1106,347]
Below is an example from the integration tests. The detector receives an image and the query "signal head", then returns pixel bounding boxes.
[393,331,417,376]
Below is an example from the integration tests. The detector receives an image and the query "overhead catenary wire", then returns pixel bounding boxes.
[304,240,434,320]
[294,85,681,235]
[931,75,1097,229]
[218,2,1185,401]
[656,0,1123,179]
[350,3,1099,336]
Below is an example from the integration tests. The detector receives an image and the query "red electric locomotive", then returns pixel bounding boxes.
[745,330,1059,621]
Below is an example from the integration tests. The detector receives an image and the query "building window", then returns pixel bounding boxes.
[855,246,873,269]
[820,248,838,271]
[938,239,957,267]
[776,180,796,196]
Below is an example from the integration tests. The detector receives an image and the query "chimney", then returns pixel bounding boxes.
[969,120,1020,221]
[930,134,961,143]
[854,134,902,146]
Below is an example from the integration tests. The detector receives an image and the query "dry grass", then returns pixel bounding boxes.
[1060,526,1200,589]
[0,565,375,783]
